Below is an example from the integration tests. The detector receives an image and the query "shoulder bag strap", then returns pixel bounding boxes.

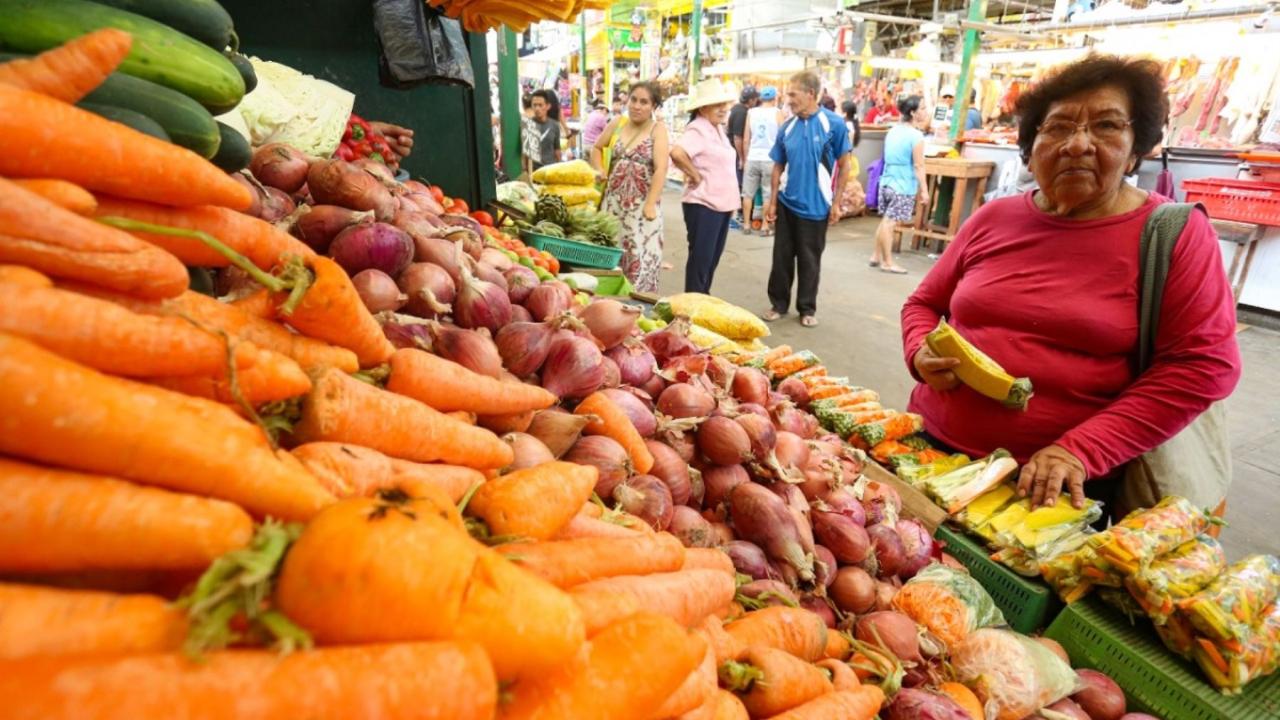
[1137,202,1198,372]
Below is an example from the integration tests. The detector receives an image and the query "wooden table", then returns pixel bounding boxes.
[1210,219,1266,303]
[892,158,996,253]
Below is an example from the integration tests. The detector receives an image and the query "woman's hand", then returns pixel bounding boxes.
[368,122,413,160]
[912,345,961,391]
[917,190,931,208]
[685,171,703,189]
[1018,445,1088,509]
[643,202,658,221]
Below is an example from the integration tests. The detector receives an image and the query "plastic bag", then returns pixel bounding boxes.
[952,628,1080,720]
[1192,601,1280,693]
[893,564,1007,649]
[1180,554,1280,644]
[537,184,601,207]
[531,160,597,186]
[1088,496,1212,576]
[1041,543,1112,604]
[654,293,770,340]
[372,0,474,89]
[1124,535,1227,623]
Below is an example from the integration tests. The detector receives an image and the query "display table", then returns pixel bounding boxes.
[893,158,996,253]
[1212,219,1266,302]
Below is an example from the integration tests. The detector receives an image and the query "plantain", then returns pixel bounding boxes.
[926,319,1033,410]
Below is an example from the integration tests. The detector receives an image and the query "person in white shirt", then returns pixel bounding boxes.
[740,86,783,236]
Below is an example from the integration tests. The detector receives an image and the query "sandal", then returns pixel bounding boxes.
[868,260,881,268]
[881,266,908,275]
[761,309,785,322]
[800,315,819,328]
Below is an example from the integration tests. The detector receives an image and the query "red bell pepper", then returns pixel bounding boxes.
[469,210,494,227]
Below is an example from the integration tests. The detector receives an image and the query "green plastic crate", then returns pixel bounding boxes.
[522,231,623,270]
[1046,597,1280,720]
[934,524,1061,633]
[593,273,634,297]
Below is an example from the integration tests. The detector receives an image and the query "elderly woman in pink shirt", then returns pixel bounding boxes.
[670,80,742,294]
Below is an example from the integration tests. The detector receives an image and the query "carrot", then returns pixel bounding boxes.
[578,501,604,518]
[468,461,597,540]
[290,442,483,501]
[0,457,253,572]
[11,179,96,215]
[791,365,827,382]
[696,614,745,665]
[0,178,187,299]
[848,413,924,450]
[0,29,130,102]
[823,629,852,660]
[832,400,883,414]
[94,196,316,270]
[657,645,719,718]
[291,367,513,470]
[496,532,685,587]
[724,607,830,662]
[0,583,187,660]
[817,658,860,690]
[720,645,834,718]
[0,85,252,210]
[940,681,984,720]
[477,408,535,434]
[553,512,644,540]
[498,612,706,720]
[571,569,736,635]
[567,588,642,637]
[684,547,737,575]
[761,686,884,720]
[275,492,584,680]
[679,689,751,720]
[387,348,557,414]
[272,256,395,367]
[0,333,334,521]
[760,345,793,365]
[0,263,51,287]
[147,349,311,406]
[575,390,655,473]
[0,641,497,720]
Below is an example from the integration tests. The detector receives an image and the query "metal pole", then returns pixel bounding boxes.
[498,27,523,179]
[949,0,986,143]
[580,13,589,156]
[691,0,704,83]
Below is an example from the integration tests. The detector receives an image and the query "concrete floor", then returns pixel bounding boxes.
[651,191,1279,558]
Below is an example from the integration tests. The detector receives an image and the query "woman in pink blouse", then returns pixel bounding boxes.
[670,80,742,294]
[901,56,1242,515]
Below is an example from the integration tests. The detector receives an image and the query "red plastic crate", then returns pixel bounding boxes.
[1183,178,1280,225]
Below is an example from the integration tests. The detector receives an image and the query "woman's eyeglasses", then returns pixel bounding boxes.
[1037,118,1132,143]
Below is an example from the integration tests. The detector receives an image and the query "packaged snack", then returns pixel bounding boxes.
[1180,554,1280,644]
[1155,611,1198,658]
[1192,601,1280,694]
[1041,543,1116,604]
[920,451,1018,515]
[531,159,596,186]
[1089,496,1212,576]
[892,564,1007,649]
[952,628,1080,720]
[1124,535,1227,623]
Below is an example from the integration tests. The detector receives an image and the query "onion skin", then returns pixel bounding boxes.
[642,319,699,364]
[605,342,657,387]
[510,304,532,323]
[708,522,734,545]
[638,372,667,399]
[645,439,691,505]
[472,261,509,292]
[413,234,470,283]
[698,416,751,466]
[800,595,838,628]
[830,566,877,614]
[773,403,820,438]
[813,511,870,565]
[526,281,574,322]
[771,482,815,554]
[540,336,605,400]
[600,356,621,388]
[895,519,936,580]
[566,435,632,499]
[773,432,810,474]
[380,315,431,350]
[427,322,502,379]
[1047,699,1092,720]
[868,523,907,579]
[657,383,716,420]
[613,474,674,531]
[725,540,774,580]
[817,487,866,526]
[329,222,414,277]
[667,433,697,464]
[480,247,514,273]
[503,432,554,472]
[454,267,512,333]
[351,268,406,313]
[259,186,296,223]
[250,143,310,193]
[503,265,539,305]
[397,262,455,319]
[1073,669,1126,720]
[307,159,395,220]
[813,545,838,589]
[776,376,810,408]
[581,299,641,349]
[495,321,555,378]
[230,172,264,217]
[703,464,749,510]
[730,367,770,405]
[670,506,716,548]
[739,580,801,609]
[293,205,374,253]
[729,482,816,583]
[735,413,777,463]
[862,481,904,527]
[526,409,590,458]
[885,688,973,720]
[601,389,657,438]
[875,581,897,611]
[856,611,923,664]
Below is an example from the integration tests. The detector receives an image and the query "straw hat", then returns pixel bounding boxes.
[686,79,738,111]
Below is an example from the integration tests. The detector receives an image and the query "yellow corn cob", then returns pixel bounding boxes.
[926,319,1033,410]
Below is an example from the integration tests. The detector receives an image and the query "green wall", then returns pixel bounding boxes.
[222,0,495,205]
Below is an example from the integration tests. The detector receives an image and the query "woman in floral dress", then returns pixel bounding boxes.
[589,82,669,292]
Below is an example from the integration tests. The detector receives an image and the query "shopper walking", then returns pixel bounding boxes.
[871,95,931,274]
[741,86,783,236]
[761,71,853,328]
[727,87,758,229]
[526,89,562,173]
[669,79,741,294]
[581,99,609,149]
[589,82,670,293]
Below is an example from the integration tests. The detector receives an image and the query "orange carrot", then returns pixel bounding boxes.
[290,442,483,501]
[276,492,584,680]
[0,85,252,210]
[721,645,834,718]
[0,263,51,287]
[0,583,187,660]
[273,256,395,367]
[0,333,334,521]
[679,689,751,720]
[578,501,604,518]
[498,612,706,720]
[0,457,253,572]
[94,196,316,270]
[495,532,685,587]
[0,641,497,720]
[791,365,827,382]
[657,645,719,718]
[761,686,884,720]
[575,391,654,473]
[11,179,96,215]
[0,29,131,102]
[683,547,737,575]
[823,629,852,660]
[468,461,597,540]
[387,348,557,414]
[571,569,736,635]
[817,658,860,690]
[567,588,642,637]
[0,178,187,299]
[449,410,479,424]
[696,614,745,665]
[940,682,985,720]
[292,367,512,470]
[724,607,830,662]
[477,408,535,434]
[553,512,645,540]
[761,345,793,365]
[148,352,312,406]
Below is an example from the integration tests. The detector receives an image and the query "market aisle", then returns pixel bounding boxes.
[655,190,1280,557]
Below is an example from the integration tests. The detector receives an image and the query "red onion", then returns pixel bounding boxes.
[774,432,810,474]
[813,511,870,564]
[510,304,532,323]
[739,580,802,609]
[734,413,776,462]
[645,439,691,506]
[503,265,539,305]
[541,335,605,400]
[380,314,431,350]
[605,342,656,387]
[697,416,751,466]
[600,356,621,388]
[250,143,310,193]
[735,403,771,422]
[830,566,877,614]
[307,159,395,220]
[351,268,406,313]
[638,373,667,399]
[454,266,512,333]
[657,383,715,419]
[601,389,657,437]
[472,262,509,294]
[856,611,923,664]
[801,594,838,628]
[329,222,414,277]
[725,540,774,580]
[666,432,696,463]
[813,544,838,589]
[495,321,555,377]
[292,205,373,253]
[442,216,486,246]
[886,689,973,720]
[413,234,469,282]
[479,248,514,273]
[862,481,903,526]
[817,487,866,526]
[895,519,936,579]
[352,157,398,188]
[230,172,264,217]
[613,474,674,531]
[503,432,554,472]
[1046,699,1092,720]
[1074,669,1127,720]
[702,464,749,510]
[526,281,573,321]
[776,377,810,408]
[772,403,819,438]
[642,318,698,363]
[391,207,442,240]
[581,299,640,349]
[397,262,455,318]
[566,435,632,498]
[526,409,590,458]
[669,506,716,548]
[731,367,770,405]
[705,355,737,390]
[428,322,502,378]
[259,186,296,223]
[868,523,906,578]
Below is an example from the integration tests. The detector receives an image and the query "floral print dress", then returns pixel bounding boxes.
[602,131,663,292]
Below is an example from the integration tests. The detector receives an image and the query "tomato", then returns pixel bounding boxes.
[470,210,494,227]
[547,255,560,274]
[450,199,469,215]
[428,185,445,204]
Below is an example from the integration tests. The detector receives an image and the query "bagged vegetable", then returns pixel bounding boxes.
[989,495,1102,576]
[898,453,973,488]
[654,293,770,340]
[1191,601,1280,693]
[686,322,742,356]
[893,564,1006,649]
[952,628,1080,720]
[1041,544,1110,605]
[1088,496,1213,576]
[537,184,602,207]
[1180,554,1280,644]
[920,451,1017,515]
[1155,611,1198,657]
[531,159,597,186]
[1124,535,1227,623]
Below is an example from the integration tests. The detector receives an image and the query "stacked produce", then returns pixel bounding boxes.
[428,0,611,33]
[335,113,398,168]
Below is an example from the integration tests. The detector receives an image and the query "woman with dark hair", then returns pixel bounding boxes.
[901,55,1241,517]
[842,100,862,148]
[833,100,866,220]
[670,79,740,293]
[871,95,930,274]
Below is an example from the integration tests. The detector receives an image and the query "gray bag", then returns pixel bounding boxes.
[1119,203,1232,516]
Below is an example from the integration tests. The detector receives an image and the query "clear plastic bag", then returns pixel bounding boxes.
[1180,554,1280,644]
[1089,496,1212,576]
[893,564,1006,649]
[1192,601,1280,694]
[1124,535,1227,623]
[952,628,1080,720]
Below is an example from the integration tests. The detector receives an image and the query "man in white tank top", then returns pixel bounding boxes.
[741,86,783,235]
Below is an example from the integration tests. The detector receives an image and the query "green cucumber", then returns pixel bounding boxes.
[83,68,220,159]
[77,101,171,141]
[91,0,235,51]
[210,121,251,172]
[0,0,245,112]
[225,51,257,94]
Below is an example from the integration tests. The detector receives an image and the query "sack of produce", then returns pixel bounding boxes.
[654,293,770,340]
[1191,601,1280,693]
[892,564,1006,649]
[532,159,596,186]
[1180,554,1280,644]
[686,322,742,356]
[538,184,602,207]
[1124,534,1227,623]
[952,628,1080,720]
[1089,496,1214,576]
